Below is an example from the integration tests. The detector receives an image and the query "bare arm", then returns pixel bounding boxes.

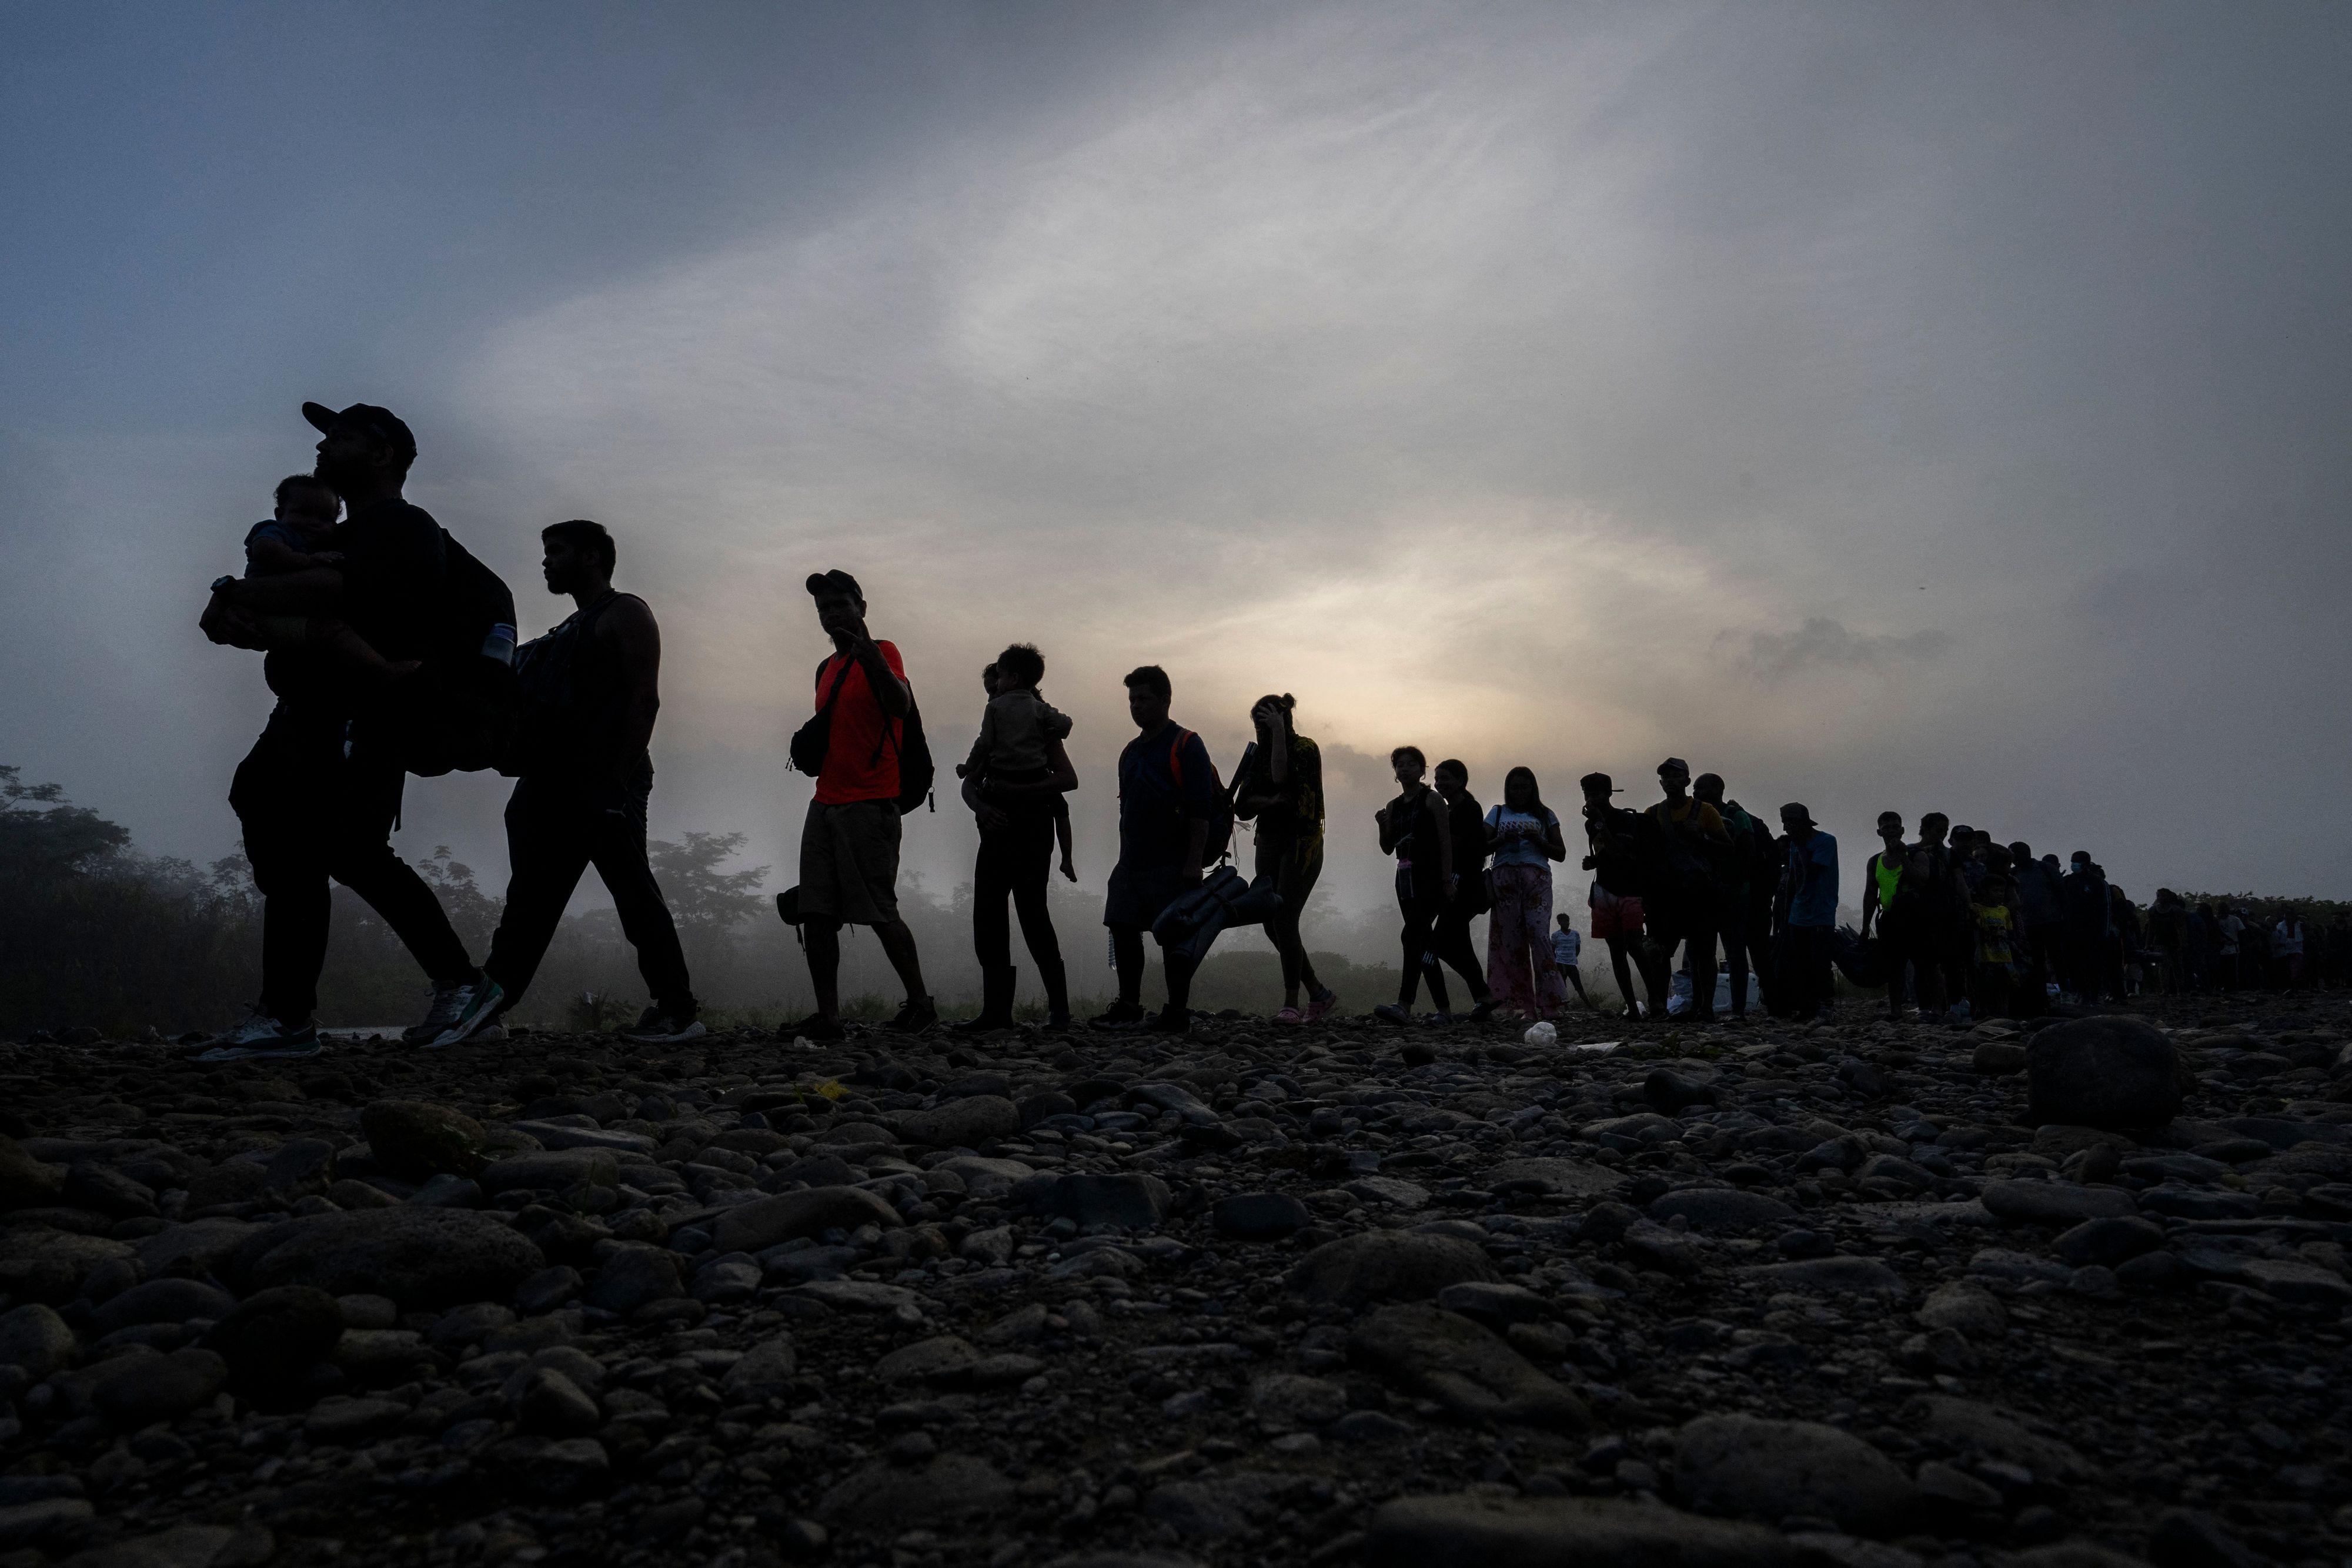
[1544,817,1569,862]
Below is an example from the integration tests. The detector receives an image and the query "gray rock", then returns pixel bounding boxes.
[92,1347,228,1425]
[722,1335,798,1400]
[1650,1188,1797,1234]
[133,1219,262,1279]
[1436,1281,1551,1327]
[303,1396,407,1444]
[90,1278,235,1335]
[1248,1372,1348,1430]
[513,1265,582,1315]
[1915,1283,2007,1337]
[65,1162,159,1218]
[516,1366,602,1435]
[712,1185,904,1253]
[876,1335,980,1384]
[1028,1172,1171,1230]
[2052,1216,2166,1266]
[1622,1219,1705,1275]
[1643,1068,1719,1111]
[1738,1257,1906,1297]
[505,1121,658,1155]
[1486,1157,1624,1197]
[55,1521,273,1568]
[493,1435,609,1499]
[228,1206,545,1308]
[2148,1508,2264,1568]
[0,1498,92,1552]
[1347,1303,1587,1427]
[200,1286,343,1388]
[1673,1413,1920,1534]
[0,1135,66,1211]
[1212,1191,1311,1240]
[2026,1017,2184,1129]
[1144,1472,1289,1540]
[1287,1230,1499,1308]
[1367,1494,1813,1568]
[818,1453,1015,1527]
[260,1139,339,1198]
[359,1101,487,1179]
[476,1148,622,1196]
[0,1303,77,1379]
[1980,1181,2137,1226]
[584,1242,681,1312]
[1909,1395,2092,1482]
[1973,1039,2029,1075]
[899,1096,1021,1149]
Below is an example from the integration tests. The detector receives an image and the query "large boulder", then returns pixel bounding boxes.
[0,1303,78,1380]
[2026,1017,2184,1129]
[1673,1413,1920,1535]
[226,1208,544,1309]
[1286,1231,1498,1309]
[359,1101,487,1179]
[713,1186,904,1255]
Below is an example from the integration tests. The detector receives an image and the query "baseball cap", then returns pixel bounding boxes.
[302,402,417,462]
[1658,757,1690,776]
[1780,802,1816,826]
[805,569,864,601]
[1579,772,1619,795]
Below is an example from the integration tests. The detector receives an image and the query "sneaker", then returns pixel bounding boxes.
[624,1007,709,1045]
[1305,987,1339,1022]
[1272,1007,1305,1025]
[194,1013,320,1062]
[1433,1010,1458,1026]
[778,1012,845,1042]
[886,996,939,1034]
[1372,1002,1413,1026]
[1467,999,1497,1024]
[404,981,486,1046]
[1090,1001,1148,1031]
[426,979,507,1049]
[1147,1004,1191,1035]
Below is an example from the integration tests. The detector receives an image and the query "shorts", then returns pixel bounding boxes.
[1589,887,1645,941]
[799,799,902,925]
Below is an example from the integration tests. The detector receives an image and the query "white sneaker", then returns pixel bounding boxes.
[623,1007,708,1045]
[426,979,508,1049]
[194,1013,320,1062]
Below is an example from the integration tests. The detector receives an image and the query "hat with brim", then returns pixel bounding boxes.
[303,401,416,462]
[1779,803,1816,827]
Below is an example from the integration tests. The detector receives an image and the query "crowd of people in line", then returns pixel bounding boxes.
[191,402,2347,1062]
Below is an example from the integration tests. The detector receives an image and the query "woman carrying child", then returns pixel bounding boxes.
[1484,766,1571,1021]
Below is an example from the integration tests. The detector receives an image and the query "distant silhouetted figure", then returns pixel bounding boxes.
[1429,760,1496,1021]
[1777,802,1838,1022]
[1579,773,1656,1018]
[194,402,488,1060]
[2059,851,2112,1004]
[1483,767,1569,1020]
[1097,665,1220,1034]
[439,520,700,1048]
[1694,773,1764,1019]
[784,570,933,1041]
[1374,747,1455,1024]
[1234,694,1335,1023]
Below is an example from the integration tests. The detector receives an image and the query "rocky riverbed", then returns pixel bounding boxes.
[1,993,2348,1568]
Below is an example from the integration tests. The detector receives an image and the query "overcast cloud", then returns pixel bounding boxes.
[4,1,2348,931]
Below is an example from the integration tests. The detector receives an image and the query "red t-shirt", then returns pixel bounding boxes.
[812,641,907,805]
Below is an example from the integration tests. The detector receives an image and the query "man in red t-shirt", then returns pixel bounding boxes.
[787,570,933,1039]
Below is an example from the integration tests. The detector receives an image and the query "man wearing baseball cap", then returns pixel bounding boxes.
[1778,803,1840,1022]
[194,401,489,1059]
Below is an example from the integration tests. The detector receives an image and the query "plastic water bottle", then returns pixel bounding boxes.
[480,622,516,666]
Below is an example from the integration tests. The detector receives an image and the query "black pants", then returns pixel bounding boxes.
[483,773,694,1016]
[1650,893,1718,1017]
[1394,870,1450,1009]
[974,811,1064,985]
[1429,894,1490,1005]
[1882,912,1946,1014]
[232,706,474,1024]
[1716,891,1752,1016]
[1781,924,1834,1019]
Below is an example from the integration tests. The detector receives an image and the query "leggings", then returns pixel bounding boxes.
[1430,897,1491,1005]
[973,811,1065,995]
[1394,868,1450,1010]
[1258,837,1325,1004]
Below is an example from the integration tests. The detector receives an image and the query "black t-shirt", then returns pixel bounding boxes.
[1585,804,1645,897]
[1447,793,1488,879]
[336,497,450,662]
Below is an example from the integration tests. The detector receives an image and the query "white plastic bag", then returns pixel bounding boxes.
[1524,1021,1558,1047]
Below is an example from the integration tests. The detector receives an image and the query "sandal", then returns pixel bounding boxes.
[1272,1007,1305,1025]
[1306,987,1339,1022]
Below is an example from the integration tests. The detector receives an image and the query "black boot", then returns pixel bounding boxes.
[953,967,1018,1034]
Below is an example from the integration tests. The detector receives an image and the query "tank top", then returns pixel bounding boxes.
[1873,853,1903,911]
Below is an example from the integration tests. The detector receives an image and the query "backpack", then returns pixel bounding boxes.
[790,653,935,815]
[1167,729,1234,867]
[509,590,622,777]
[380,529,520,778]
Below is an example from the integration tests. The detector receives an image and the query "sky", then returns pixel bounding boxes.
[4,1,2350,938]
